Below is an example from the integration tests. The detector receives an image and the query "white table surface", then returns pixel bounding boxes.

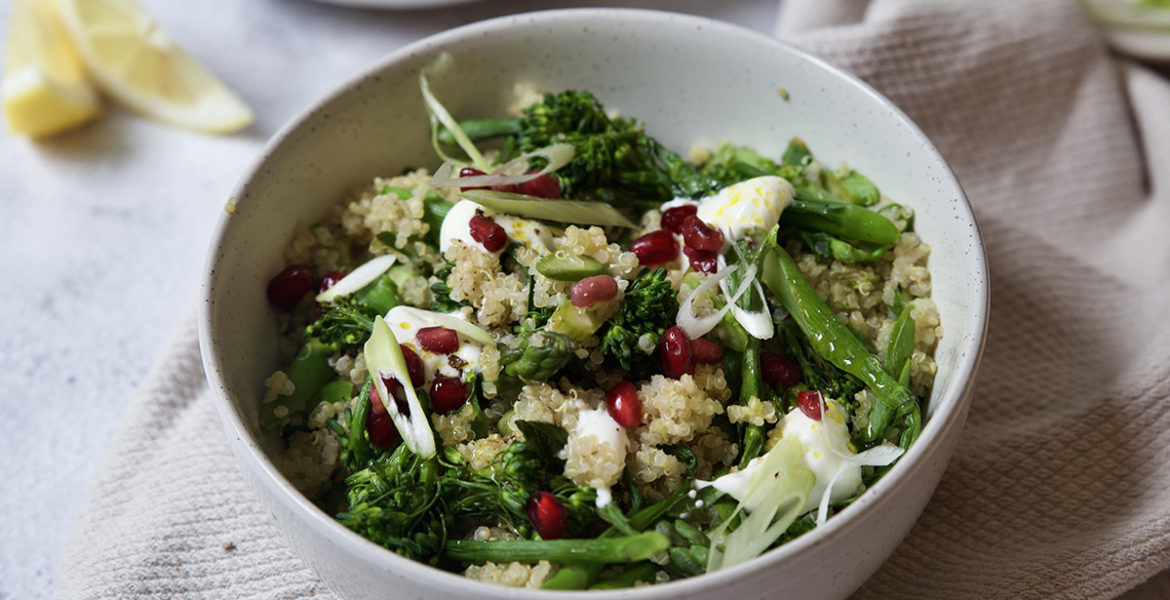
[0,1,779,597]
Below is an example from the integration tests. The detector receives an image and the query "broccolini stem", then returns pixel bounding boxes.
[436,118,523,145]
[445,532,670,564]
[737,339,765,469]
[761,241,921,448]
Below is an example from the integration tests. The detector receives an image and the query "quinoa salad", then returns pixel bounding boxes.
[260,63,941,590]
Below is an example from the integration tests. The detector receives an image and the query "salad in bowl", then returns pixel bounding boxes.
[256,55,941,590]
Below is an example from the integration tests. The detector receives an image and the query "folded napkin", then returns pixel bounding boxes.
[61,0,1170,598]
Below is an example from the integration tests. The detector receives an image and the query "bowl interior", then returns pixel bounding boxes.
[201,8,986,598]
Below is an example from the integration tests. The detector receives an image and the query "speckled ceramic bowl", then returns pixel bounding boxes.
[200,8,988,600]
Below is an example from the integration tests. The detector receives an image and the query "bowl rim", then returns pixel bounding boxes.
[199,7,990,598]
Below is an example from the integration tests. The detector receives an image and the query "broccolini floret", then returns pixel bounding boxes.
[599,268,678,375]
[447,421,597,538]
[441,90,720,207]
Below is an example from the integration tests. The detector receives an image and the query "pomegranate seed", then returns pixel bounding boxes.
[373,376,410,416]
[526,491,568,540]
[660,326,694,379]
[266,264,315,311]
[459,167,489,191]
[400,344,425,388]
[365,405,400,449]
[428,376,469,413]
[318,271,345,293]
[660,204,698,234]
[680,215,724,253]
[691,338,724,364]
[570,275,618,308]
[469,213,508,252]
[797,390,825,421]
[630,230,679,266]
[417,326,460,354]
[606,381,642,428]
[368,380,404,449]
[516,173,562,199]
[761,353,802,389]
[683,245,718,274]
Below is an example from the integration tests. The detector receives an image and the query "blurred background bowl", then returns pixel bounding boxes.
[199,8,989,600]
[1083,0,1170,61]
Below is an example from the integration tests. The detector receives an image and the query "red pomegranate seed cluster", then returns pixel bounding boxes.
[570,275,618,308]
[660,326,694,379]
[605,381,642,428]
[761,352,802,389]
[680,215,723,274]
[416,326,460,354]
[526,491,568,540]
[428,376,469,413]
[796,390,825,421]
[629,206,724,273]
[631,229,679,266]
[469,213,508,252]
[266,264,315,310]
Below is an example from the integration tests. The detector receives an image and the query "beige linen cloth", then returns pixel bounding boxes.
[61,0,1170,598]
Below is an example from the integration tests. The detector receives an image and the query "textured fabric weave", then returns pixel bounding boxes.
[61,1,1170,598]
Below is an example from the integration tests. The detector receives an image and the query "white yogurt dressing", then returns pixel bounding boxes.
[383,305,483,382]
[700,401,861,515]
[572,405,629,508]
[439,199,554,255]
[696,175,794,241]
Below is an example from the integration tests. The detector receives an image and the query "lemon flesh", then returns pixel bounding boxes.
[2,0,100,137]
[55,0,253,134]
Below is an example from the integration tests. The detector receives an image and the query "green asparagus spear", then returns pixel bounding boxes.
[761,238,921,448]
[445,532,670,564]
[782,197,901,245]
[737,338,765,469]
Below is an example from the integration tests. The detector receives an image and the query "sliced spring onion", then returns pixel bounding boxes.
[814,444,904,526]
[430,143,576,189]
[460,189,637,228]
[389,305,496,348]
[364,316,436,458]
[809,394,904,526]
[705,435,814,572]
[315,254,397,304]
[420,53,490,172]
[675,263,756,340]
[719,242,774,340]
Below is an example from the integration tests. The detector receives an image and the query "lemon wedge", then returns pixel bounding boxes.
[2,0,101,137]
[54,0,253,134]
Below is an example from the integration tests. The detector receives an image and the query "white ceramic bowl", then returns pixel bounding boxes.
[200,8,988,600]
